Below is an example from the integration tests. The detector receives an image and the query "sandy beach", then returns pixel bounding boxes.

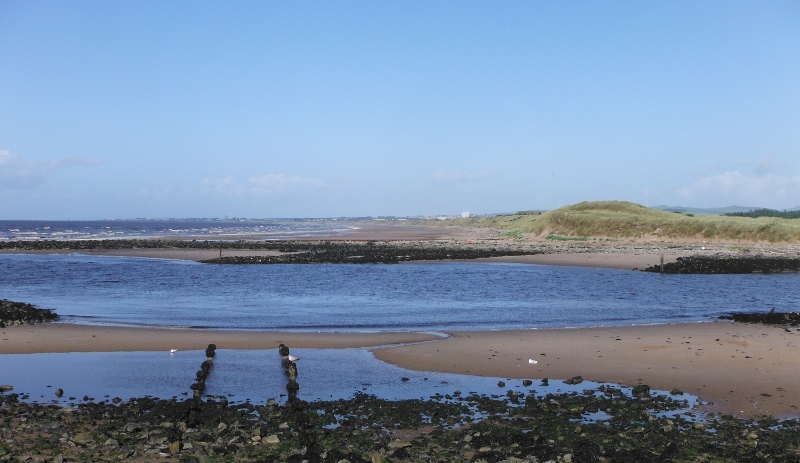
[3,321,799,419]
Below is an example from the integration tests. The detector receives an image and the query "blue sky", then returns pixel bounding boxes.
[1,1,799,219]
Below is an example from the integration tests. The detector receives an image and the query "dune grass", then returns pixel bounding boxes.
[442,201,800,242]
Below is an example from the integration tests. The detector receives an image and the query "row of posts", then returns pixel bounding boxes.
[190,343,217,408]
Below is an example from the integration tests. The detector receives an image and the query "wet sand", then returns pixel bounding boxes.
[0,323,440,353]
[3,321,800,418]
[375,321,800,419]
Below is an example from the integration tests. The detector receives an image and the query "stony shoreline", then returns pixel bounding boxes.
[3,238,800,272]
[644,255,800,274]
[3,380,800,463]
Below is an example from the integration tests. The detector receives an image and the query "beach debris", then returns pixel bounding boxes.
[528,358,538,364]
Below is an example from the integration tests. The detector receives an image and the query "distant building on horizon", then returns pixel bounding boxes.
[461,211,470,218]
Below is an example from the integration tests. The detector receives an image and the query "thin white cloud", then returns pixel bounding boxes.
[430,169,499,182]
[249,174,323,189]
[202,173,323,198]
[0,150,103,189]
[676,170,800,207]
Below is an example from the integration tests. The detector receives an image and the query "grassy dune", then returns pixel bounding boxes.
[444,201,800,242]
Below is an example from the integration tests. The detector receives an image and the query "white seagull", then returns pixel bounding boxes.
[288,354,300,362]
[170,349,178,354]
[528,359,538,364]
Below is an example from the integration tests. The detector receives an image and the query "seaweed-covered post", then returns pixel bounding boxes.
[279,343,300,402]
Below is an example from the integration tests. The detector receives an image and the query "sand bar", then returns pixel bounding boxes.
[0,248,687,271]
[4,321,800,418]
[0,323,440,353]
[373,321,800,419]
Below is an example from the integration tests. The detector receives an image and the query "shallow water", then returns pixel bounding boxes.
[1,253,798,331]
[0,347,697,420]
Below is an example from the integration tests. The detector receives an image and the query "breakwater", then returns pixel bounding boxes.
[644,255,800,274]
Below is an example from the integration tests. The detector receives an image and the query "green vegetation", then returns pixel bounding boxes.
[441,201,800,242]
[500,230,524,239]
[725,208,800,219]
[545,235,588,241]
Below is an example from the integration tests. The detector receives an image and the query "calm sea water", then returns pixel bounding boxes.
[1,253,798,331]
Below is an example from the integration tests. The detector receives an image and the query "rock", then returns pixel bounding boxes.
[541,378,549,386]
[498,381,506,387]
[632,384,651,397]
[387,439,411,449]
[262,434,280,445]
[55,388,63,398]
[522,379,533,387]
[0,385,13,393]
[73,432,94,444]
[564,376,583,385]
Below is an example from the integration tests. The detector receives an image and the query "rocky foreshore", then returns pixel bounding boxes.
[4,383,800,463]
[719,310,800,327]
[643,255,800,274]
[200,241,539,264]
[0,300,58,328]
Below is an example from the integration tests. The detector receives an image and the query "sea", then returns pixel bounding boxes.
[1,219,797,408]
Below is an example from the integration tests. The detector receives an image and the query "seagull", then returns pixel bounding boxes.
[170,349,178,354]
[288,354,300,362]
[528,359,538,364]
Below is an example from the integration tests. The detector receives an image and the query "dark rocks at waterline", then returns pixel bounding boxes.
[0,299,59,327]
[0,237,544,263]
[4,387,800,463]
[202,241,540,265]
[644,255,800,274]
[720,310,800,327]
